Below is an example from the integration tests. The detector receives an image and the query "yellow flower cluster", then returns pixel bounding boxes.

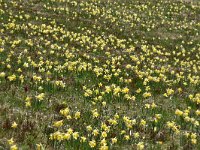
[1,0,200,149]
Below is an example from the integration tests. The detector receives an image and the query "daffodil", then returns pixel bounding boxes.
[89,140,96,148]
[11,122,18,128]
[53,120,63,127]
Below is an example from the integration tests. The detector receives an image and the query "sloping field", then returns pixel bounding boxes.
[0,0,200,149]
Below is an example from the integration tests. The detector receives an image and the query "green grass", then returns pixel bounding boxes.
[0,0,200,149]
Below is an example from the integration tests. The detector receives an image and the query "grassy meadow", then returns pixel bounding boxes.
[0,0,200,149]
